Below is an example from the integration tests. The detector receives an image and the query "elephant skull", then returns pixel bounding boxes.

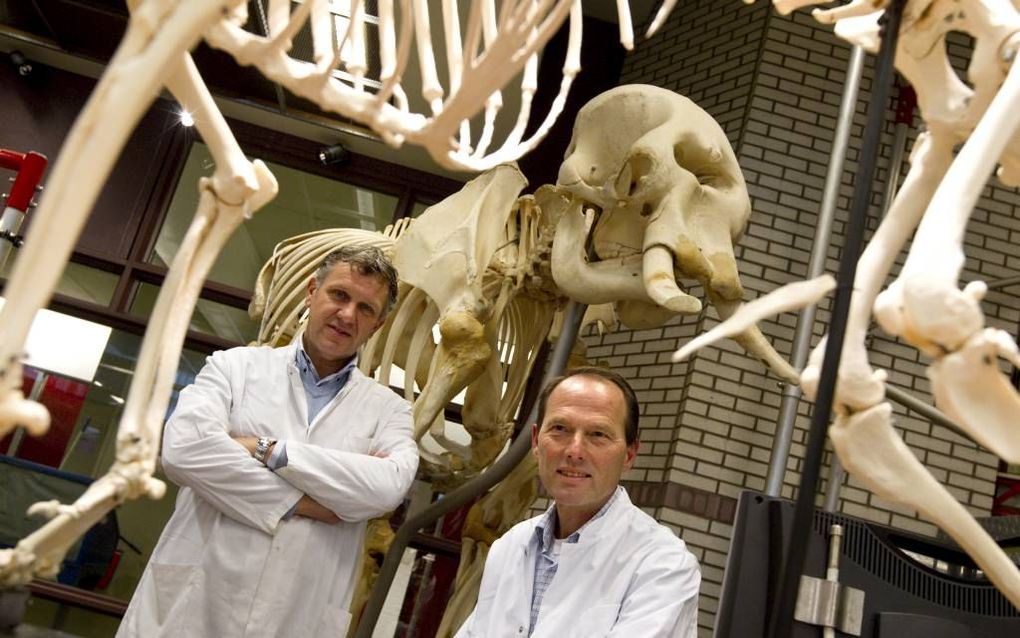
[552,84,751,328]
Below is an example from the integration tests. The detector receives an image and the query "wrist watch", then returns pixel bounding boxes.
[254,436,275,463]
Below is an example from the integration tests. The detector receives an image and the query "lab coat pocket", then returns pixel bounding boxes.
[150,563,200,627]
[315,603,352,637]
[571,602,620,637]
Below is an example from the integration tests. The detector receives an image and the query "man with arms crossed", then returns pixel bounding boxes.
[118,246,418,637]
[456,367,700,637]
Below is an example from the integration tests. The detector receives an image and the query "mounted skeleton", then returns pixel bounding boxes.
[0,0,684,586]
[678,0,1020,609]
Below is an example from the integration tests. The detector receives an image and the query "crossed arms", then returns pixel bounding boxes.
[160,350,418,534]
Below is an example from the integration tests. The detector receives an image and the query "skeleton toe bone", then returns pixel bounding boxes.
[27,501,80,520]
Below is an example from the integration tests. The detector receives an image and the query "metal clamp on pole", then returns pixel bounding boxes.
[793,525,864,637]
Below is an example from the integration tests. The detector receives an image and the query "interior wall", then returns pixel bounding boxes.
[0,62,186,260]
[569,5,1017,636]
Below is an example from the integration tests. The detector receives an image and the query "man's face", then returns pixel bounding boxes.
[304,262,388,371]
[532,375,638,523]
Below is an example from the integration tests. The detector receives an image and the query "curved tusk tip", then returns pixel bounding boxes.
[664,295,702,314]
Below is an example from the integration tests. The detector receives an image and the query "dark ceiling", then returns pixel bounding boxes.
[2,0,345,122]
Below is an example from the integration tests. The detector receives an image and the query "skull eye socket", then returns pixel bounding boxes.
[616,153,654,198]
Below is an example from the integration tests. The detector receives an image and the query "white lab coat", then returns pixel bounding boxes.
[117,343,418,638]
[455,488,701,638]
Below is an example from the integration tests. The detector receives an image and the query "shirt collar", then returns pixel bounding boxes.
[534,486,622,554]
[296,337,358,386]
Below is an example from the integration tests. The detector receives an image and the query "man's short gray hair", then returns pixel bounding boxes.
[315,245,399,315]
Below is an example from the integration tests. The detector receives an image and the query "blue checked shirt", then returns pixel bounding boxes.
[528,487,622,635]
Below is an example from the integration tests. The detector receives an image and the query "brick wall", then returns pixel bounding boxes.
[578,5,1017,637]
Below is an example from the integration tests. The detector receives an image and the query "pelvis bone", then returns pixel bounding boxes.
[553,84,795,380]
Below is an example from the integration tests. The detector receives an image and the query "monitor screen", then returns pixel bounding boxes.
[715,491,1020,637]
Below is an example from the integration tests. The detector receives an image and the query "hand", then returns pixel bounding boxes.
[294,495,341,524]
[232,436,258,455]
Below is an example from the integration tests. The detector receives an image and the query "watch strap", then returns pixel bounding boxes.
[254,436,274,462]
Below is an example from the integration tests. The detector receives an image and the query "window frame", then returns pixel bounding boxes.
[3,116,461,355]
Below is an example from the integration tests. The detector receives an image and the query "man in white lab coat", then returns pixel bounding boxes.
[118,246,419,638]
[455,367,701,638]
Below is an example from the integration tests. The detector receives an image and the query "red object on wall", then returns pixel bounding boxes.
[0,369,88,467]
[993,474,1020,517]
[0,149,48,212]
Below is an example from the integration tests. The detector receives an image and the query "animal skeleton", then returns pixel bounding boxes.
[677,0,1020,608]
[0,0,681,586]
[249,167,620,628]
[248,82,794,631]
[252,164,561,487]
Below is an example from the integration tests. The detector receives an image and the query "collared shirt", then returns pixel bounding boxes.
[265,339,357,471]
[295,340,357,423]
[528,487,622,635]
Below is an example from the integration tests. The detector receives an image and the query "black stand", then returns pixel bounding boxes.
[766,1,909,636]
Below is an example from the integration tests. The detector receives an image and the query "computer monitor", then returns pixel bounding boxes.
[715,491,1020,637]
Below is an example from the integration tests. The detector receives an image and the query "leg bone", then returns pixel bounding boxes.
[830,403,1020,609]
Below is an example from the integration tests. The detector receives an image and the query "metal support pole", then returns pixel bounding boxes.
[353,300,588,638]
[766,45,866,496]
[766,1,907,636]
[820,78,918,512]
[822,458,845,514]
[985,274,1020,290]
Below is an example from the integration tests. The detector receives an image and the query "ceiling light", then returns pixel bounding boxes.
[179,110,195,127]
[319,143,349,165]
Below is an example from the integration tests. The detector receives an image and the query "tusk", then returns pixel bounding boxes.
[643,244,702,314]
[672,275,835,363]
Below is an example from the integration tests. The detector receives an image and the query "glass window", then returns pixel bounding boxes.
[410,201,431,217]
[1,259,118,306]
[150,142,399,291]
[129,282,259,345]
[3,326,208,621]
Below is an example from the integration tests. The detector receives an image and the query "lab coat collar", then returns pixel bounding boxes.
[528,486,629,558]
